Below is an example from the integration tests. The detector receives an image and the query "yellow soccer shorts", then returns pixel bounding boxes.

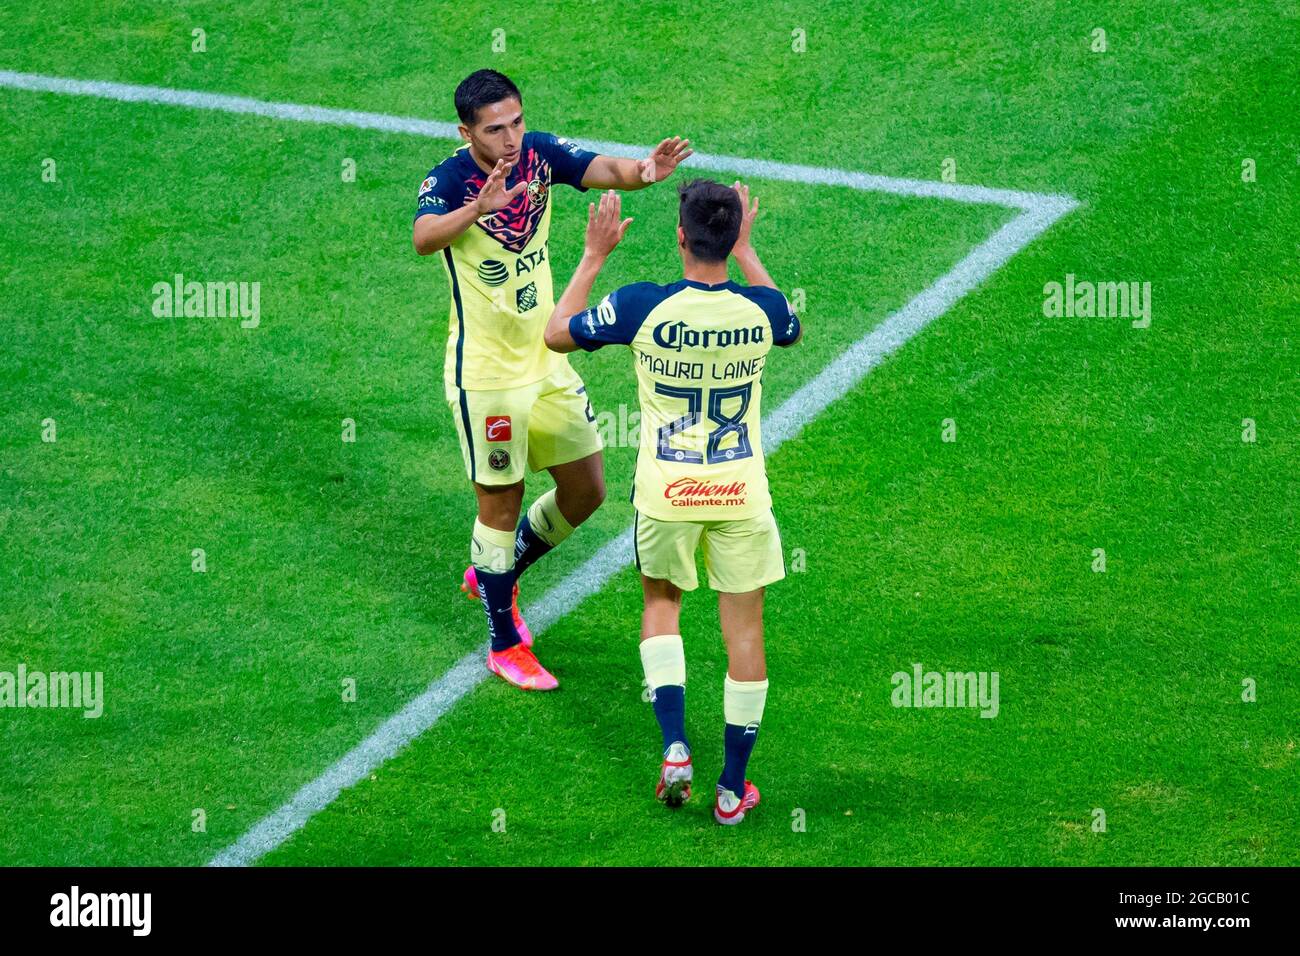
[446,359,603,486]
[634,509,786,593]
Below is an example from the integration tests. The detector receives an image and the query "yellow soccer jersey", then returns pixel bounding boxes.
[569,279,802,521]
[415,132,597,390]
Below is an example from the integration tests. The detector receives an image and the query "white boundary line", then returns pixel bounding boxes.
[0,69,1075,212]
[0,70,1077,866]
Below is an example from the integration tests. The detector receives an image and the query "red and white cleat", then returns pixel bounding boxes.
[655,742,693,808]
[462,565,533,647]
[486,642,558,691]
[714,781,761,825]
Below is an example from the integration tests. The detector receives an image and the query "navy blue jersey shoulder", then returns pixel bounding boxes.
[730,282,801,346]
[526,131,597,191]
[569,281,674,351]
[413,150,475,220]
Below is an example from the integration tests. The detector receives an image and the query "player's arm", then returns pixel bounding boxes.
[731,181,804,346]
[412,158,525,256]
[729,181,777,288]
[545,190,633,353]
[413,200,480,256]
[581,137,694,191]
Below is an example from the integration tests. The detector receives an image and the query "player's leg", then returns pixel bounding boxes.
[548,447,606,531]
[635,512,702,807]
[702,512,785,823]
[448,382,557,690]
[513,449,604,578]
[461,476,536,648]
[470,478,525,650]
[452,382,527,652]
[715,587,767,822]
[515,364,605,581]
[474,479,524,530]
[641,575,690,805]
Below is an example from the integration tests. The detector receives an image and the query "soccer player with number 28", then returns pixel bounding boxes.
[545,180,802,825]
[413,70,692,691]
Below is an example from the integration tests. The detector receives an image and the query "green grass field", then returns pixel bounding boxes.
[1,1,1296,866]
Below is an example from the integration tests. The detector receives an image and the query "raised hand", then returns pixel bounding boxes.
[584,190,633,257]
[637,136,694,183]
[731,180,759,253]
[474,158,527,215]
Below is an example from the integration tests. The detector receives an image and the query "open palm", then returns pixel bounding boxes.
[637,136,693,183]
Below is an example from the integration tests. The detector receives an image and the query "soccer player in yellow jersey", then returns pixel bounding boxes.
[413,70,692,691]
[545,180,802,824]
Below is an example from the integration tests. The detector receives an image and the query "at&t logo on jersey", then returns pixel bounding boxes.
[478,246,548,289]
[485,416,512,442]
[478,259,510,286]
[515,244,547,276]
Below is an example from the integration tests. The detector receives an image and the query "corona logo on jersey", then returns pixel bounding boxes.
[651,320,767,353]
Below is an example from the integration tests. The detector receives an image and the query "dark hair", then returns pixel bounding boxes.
[454,69,522,126]
[677,179,742,262]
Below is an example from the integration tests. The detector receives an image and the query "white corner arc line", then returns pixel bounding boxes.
[0,68,1076,865]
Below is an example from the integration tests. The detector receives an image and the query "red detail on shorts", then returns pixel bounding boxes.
[485,416,512,442]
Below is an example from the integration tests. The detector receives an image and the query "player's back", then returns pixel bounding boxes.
[571,277,800,521]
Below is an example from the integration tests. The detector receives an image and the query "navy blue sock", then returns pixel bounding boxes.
[513,514,553,581]
[719,722,759,795]
[476,567,521,652]
[650,685,688,753]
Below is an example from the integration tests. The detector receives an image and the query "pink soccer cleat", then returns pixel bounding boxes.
[462,565,533,647]
[486,642,558,691]
[714,780,761,825]
[655,742,693,807]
